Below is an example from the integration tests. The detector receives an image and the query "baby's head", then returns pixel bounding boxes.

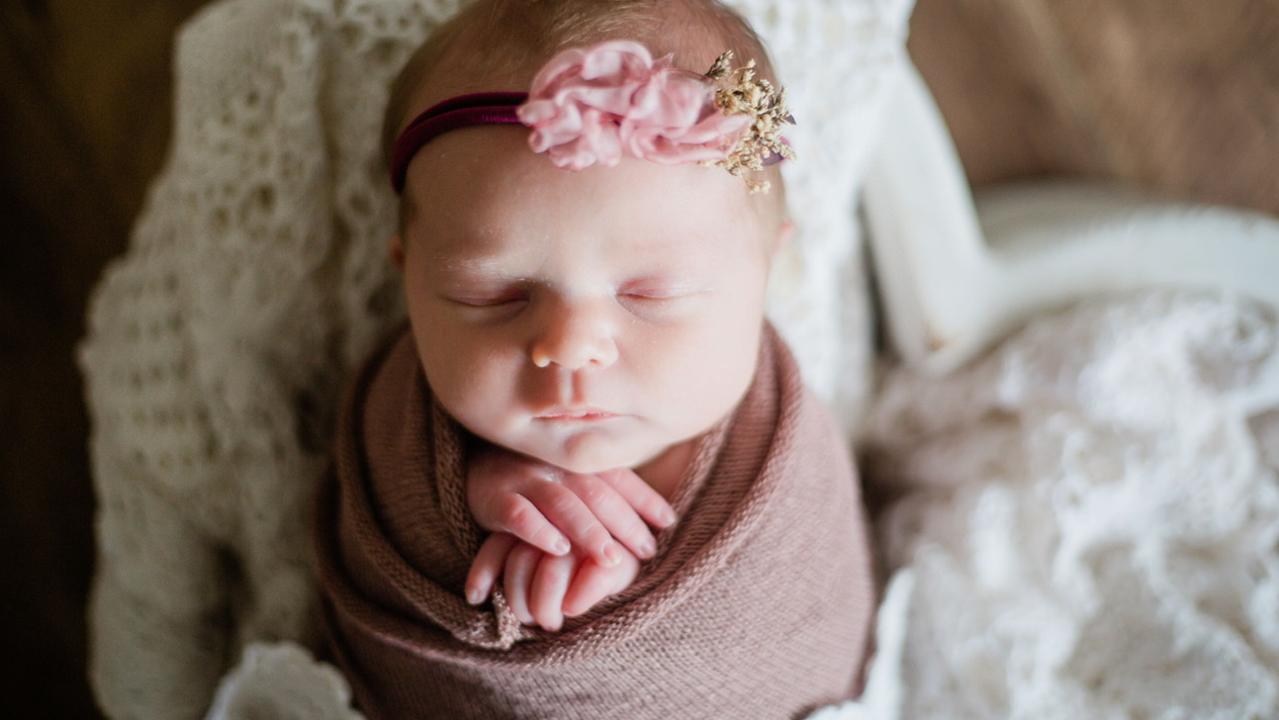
[382,0,793,474]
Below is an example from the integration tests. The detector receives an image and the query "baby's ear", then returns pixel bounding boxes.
[389,233,406,272]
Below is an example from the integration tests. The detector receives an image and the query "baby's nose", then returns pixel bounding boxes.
[528,297,619,370]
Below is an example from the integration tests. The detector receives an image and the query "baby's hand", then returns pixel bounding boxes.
[466,533,640,631]
[464,444,677,598]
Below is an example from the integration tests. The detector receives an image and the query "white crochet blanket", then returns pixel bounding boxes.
[76,0,912,717]
[854,290,1279,720]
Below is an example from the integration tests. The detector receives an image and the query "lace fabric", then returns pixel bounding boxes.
[858,290,1279,720]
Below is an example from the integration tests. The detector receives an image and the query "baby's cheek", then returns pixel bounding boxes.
[416,329,519,424]
[635,315,758,428]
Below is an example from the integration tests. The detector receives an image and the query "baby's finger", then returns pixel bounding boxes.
[599,468,678,529]
[503,543,541,625]
[465,532,516,605]
[561,473,658,560]
[495,493,572,557]
[529,551,576,632]
[523,482,623,569]
[561,559,622,618]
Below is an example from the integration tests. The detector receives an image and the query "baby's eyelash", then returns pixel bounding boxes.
[618,281,699,301]
[445,290,529,308]
[442,286,698,311]
[620,291,678,300]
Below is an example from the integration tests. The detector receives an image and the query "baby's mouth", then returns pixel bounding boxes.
[535,407,619,422]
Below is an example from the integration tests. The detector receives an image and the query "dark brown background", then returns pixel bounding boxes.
[2,1,1276,716]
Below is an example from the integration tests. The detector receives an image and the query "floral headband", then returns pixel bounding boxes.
[389,39,795,196]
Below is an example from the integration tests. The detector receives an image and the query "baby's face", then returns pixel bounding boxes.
[392,129,783,474]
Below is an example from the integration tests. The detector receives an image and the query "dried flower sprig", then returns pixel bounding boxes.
[703,50,797,194]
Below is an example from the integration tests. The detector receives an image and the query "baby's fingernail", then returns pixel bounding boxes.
[603,541,622,566]
[639,538,656,558]
[467,588,483,605]
[553,538,571,555]
[661,508,677,527]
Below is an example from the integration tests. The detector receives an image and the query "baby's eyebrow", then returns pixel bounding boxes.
[428,256,538,287]
[438,257,495,273]
[424,248,509,275]
[420,226,514,269]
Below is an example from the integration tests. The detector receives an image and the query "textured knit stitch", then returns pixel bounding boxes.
[313,319,878,719]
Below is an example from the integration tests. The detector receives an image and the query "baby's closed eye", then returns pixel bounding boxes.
[615,277,712,306]
[616,284,703,301]
[444,289,529,308]
[439,280,711,319]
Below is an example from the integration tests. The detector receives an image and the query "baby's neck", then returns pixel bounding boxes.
[632,438,698,503]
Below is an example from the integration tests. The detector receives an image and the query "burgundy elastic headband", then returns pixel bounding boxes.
[389,92,528,195]
[387,41,795,196]
[388,89,789,196]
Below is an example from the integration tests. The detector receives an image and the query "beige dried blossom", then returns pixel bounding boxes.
[701,50,796,194]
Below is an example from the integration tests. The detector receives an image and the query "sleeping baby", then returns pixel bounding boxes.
[311,1,877,717]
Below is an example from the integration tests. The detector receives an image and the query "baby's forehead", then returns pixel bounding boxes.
[406,140,762,264]
[409,158,776,284]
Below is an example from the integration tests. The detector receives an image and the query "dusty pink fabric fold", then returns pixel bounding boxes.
[312,319,878,719]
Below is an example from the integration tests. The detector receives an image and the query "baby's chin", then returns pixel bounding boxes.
[519,432,652,476]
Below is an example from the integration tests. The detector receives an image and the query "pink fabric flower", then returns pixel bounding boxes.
[516,40,751,171]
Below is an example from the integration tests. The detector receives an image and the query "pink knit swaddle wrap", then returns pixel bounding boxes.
[312,319,877,719]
